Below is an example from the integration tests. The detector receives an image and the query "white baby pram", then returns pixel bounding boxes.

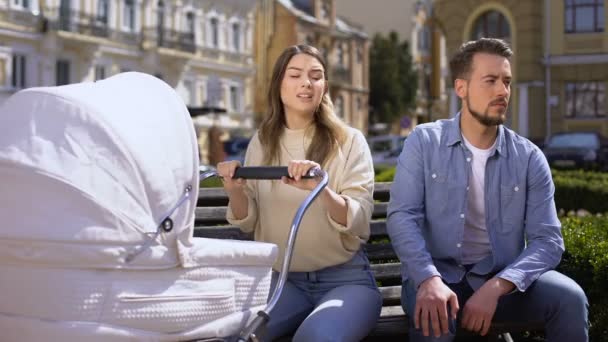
[0,72,327,342]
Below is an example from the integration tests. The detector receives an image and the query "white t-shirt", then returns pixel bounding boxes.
[461,134,496,265]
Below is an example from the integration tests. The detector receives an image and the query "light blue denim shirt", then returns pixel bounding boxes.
[387,114,564,292]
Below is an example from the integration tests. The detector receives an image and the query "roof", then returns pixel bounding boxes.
[277,0,368,39]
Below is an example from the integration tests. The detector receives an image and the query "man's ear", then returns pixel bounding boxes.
[454,78,467,99]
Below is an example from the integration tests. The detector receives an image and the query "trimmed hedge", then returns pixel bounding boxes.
[560,216,608,342]
[553,170,608,214]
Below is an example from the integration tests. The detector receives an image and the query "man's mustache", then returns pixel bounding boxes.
[490,99,508,106]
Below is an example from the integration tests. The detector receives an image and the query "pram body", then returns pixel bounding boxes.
[0,72,278,341]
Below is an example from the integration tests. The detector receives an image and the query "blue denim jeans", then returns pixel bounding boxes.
[401,270,589,342]
[263,249,382,342]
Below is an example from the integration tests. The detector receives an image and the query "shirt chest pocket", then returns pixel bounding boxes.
[500,184,526,232]
[426,171,448,213]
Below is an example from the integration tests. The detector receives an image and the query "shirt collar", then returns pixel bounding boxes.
[446,112,507,156]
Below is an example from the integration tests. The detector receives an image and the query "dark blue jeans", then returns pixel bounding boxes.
[402,270,589,342]
[263,250,382,342]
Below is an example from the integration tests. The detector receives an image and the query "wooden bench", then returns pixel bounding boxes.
[194,182,543,341]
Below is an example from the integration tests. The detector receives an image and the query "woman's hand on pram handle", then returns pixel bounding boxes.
[217,160,247,195]
[282,160,322,191]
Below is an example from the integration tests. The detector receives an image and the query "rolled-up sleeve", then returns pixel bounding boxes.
[497,148,564,291]
[327,131,375,241]
[387,129,440,288]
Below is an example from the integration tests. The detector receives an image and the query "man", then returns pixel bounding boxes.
[387,38,588,341]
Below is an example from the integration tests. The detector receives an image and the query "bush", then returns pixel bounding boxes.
[559,216,608,341]
[375,167,396,182]
[553,169,608,214]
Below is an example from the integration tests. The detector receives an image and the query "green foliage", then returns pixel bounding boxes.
[375,167,397,182]
[552,169,608,214]
[369,31,417,124]
[559,216,608,341]
[200,177,222,188]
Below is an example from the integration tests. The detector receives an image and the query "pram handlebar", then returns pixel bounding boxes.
[233,166,316,180]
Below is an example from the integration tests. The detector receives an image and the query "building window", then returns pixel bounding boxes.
[470,10,511,41]
[320,0,330,20]
[157,1,165,45]
[356,44,363,63]
[337,43,345,66]
[97,0,109,24]
[356,97,362,111]
[565,0,604,33]
[123,0,135,31]
[13,0,30,10]
[418,26,431,52]
[566,82,606,118]
[334,95,344,118]
[230,85,239,112]
[210,17,219,47]
[56,59,70,85]
[11,54,26,89]
[94,65,106,81]
[232,23,240,51]
[186,12,195,35]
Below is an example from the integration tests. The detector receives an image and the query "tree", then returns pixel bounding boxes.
[369,31,417,124]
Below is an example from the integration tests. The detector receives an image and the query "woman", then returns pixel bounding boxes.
[217,44,381,342]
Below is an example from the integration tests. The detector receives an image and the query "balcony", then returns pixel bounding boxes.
[45,8,141,45]
[143,28,196,53]
[0,7,44,31]
[330,65,351,85]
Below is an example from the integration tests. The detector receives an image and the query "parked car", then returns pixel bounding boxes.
[368,134,407,167]
[223,136,250,165]
[543,132,608,170]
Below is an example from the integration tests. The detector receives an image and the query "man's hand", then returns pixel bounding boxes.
[461,277,515,336]
[415,276,460,337]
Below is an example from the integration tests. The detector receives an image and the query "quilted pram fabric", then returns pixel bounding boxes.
[0,72,277,341]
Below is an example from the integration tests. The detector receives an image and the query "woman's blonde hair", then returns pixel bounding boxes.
[258,44,348,167]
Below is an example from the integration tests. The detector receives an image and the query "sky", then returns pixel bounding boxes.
[334,0,417,41]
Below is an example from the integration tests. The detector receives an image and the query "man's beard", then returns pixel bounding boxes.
[465,96,507,127]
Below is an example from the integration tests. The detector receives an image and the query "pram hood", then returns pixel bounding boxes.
[0,72,205,269]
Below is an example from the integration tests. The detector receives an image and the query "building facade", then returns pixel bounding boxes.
[429,0,608,141]
[254,0,370,133]
[0,0,257,163]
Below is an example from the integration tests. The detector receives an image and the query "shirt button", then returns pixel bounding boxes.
[466,157,471,162]
[456,243,462,248]
[466,186,470,191]
[514,186,519,192]
[432,173,437,179]
[460,213,465,219]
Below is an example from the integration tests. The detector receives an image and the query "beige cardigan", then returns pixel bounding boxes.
[227,125,375,272]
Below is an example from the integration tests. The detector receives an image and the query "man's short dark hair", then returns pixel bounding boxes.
[449,38,512,83]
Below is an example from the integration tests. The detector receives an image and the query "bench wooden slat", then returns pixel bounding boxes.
[193,220,388,240]
[195,204,387,224]
[197,183,391,205]
[370,262,401,282]
[366,243,399,262]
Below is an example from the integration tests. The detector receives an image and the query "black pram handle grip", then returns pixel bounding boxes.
[233,166,316,180]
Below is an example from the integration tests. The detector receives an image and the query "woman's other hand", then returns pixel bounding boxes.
[283,160,321,191]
